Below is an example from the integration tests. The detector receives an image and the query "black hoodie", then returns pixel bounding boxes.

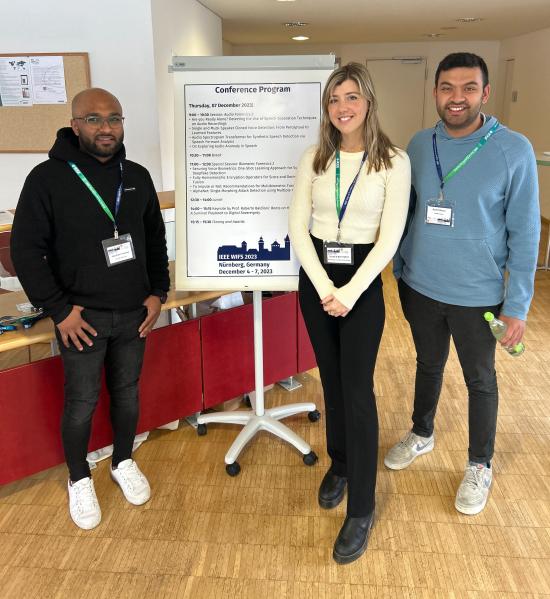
[10,128,169,324]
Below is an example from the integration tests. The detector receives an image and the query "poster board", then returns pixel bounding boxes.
[0,52,90,153]
[173,55,335,292]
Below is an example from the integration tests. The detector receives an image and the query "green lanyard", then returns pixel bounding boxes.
[68,161,123,237]
[432,121,499,191]
[335,149,368,220]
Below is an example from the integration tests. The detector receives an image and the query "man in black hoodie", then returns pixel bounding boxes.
[10,88,170,530]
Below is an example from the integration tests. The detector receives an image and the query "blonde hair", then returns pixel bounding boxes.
[313,62,396,174]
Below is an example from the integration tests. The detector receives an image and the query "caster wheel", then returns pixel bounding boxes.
[226,462,241,476]
[197,423,207,436]
[303,451,318,466]
[244,395,252,408]
[308,410,321,423]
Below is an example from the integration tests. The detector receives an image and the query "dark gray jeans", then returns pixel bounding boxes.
[398,279,500,465]
[56,306,147,482]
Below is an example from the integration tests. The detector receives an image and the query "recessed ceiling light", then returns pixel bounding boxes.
[284,22,309,27]
[422,33,444,38]
[292,36,309,41]
[277,0,296,2]
[456,17,484,23]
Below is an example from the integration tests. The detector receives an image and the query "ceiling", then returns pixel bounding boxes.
[199,0,550,46]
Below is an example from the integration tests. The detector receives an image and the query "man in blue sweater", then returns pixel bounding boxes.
[385,53,540,515]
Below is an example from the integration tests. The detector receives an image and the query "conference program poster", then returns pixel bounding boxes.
[184,82,320,280]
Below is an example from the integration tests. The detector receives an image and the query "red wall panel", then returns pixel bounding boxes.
[0,319,202,485]
[201,293,297,409]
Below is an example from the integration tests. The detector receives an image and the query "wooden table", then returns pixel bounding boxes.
[0,262,227,354]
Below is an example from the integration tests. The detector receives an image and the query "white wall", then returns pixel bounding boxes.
[0,0,223,211]
[232,40,501,129]
[0,0,160,211]
[151,0,222,191]
[497,27,550,219]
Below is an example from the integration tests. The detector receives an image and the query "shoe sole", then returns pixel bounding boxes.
[319,489,346,509]
[455,492,490,515]
[332,513,375,565]
[383,438,434,471]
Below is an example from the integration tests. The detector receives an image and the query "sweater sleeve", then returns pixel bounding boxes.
[142,171,170,294]
[288,147,337,300]
[332,150,411,309]
[501,139,540,320]
[10,169,72,324]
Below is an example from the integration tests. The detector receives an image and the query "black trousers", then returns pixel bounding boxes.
[56,307,147,482]
[398,279,500,464]
[299,236,385,517]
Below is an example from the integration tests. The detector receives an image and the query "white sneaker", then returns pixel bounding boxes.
[455,462,493,515]
[111,459,151,505]
[384,430,434,470]
[68,477,101,530]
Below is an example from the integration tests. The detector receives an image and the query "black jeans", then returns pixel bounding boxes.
[299,236,385,517]
[56,307,147,482]
[398,279,500,464]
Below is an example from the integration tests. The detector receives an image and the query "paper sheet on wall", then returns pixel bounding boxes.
[0,55,67,106]
[30,56,67,104]
[0,56,32,106]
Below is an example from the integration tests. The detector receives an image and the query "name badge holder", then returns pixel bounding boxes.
[323,149,367,266]
[429,119,499,228]
[425,191,455,227]
[68,161,136,267]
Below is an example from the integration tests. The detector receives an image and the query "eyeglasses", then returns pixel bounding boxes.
[73,115,125,128]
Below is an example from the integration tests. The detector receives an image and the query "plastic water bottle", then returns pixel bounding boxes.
[483,312,525,356]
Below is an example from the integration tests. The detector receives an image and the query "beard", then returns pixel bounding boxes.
[437,100,483,132]
[79,132,124,159]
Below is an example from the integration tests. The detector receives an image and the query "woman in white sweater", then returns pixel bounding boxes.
[289,63,411,564]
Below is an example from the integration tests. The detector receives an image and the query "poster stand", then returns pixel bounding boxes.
[196,290,318,476]
[173,55,335,474]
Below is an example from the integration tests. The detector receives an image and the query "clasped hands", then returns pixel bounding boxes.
[321,294,350,318]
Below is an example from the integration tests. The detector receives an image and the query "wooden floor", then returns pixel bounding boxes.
[1,265,549,597]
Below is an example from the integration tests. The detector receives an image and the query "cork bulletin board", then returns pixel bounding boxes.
[0,52,90,153]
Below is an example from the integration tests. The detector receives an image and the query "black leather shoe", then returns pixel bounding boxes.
[333,511,375,564]
[318,470,347,509]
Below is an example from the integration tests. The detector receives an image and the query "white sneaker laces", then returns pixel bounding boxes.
[462,465,484,492]
[73,480,97,514]
[118,461,145,491]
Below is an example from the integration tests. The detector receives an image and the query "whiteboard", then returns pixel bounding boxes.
[172,55,335,291]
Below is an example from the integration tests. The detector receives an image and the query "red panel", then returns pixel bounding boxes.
[201,293,297,409]
[137,319,202,431]
[297,296,317,373]
[0,319,202,485]
[0,356,65,485]
[0,231,15,276]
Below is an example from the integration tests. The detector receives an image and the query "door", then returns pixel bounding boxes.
[365,57,427,149]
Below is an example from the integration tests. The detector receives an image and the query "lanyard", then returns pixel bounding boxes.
[335,149,367,240]
[432,121,499,192]
[68,161,123,238]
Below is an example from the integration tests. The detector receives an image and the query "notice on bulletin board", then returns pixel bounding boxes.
[0,55,66,107]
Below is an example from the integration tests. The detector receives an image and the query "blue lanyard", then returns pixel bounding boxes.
[432,121,499,192]
[335,149,368,239]
[68,162,124,237]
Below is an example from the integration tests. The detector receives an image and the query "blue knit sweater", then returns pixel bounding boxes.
[394,116,540,320]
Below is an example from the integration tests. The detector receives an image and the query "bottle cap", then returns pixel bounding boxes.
[484,312,495,321]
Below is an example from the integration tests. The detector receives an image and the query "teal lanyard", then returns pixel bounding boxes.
[68,161,123,237]
[432,121,499,191]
